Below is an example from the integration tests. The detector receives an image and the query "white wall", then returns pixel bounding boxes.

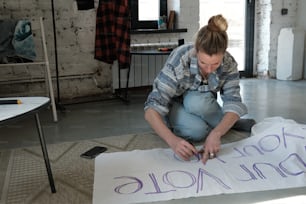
[0,0,113,100]
[1,0,305,100]
[254,0,299,78]
[113,0,200,89]
[254,0,271,74]
[269,0,298,78]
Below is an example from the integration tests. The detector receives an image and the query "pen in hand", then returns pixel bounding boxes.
[189,141,205,160]
[195,148,205,160]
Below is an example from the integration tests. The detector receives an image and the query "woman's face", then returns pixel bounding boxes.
[197,50,223,76]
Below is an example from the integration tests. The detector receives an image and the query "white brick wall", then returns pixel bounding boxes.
[255,0,272,74]
[113,0,199,89]
[0,0,305,100]
[255,0,299,78]
[0,0,110,100]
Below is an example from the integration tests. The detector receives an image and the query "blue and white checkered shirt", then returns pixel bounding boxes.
[144,44,247,117]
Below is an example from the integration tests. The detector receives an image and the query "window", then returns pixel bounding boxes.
[130,0,167,30]
[138,0,159,21]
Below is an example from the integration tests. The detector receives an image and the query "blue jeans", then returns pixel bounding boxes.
[168,91,223,142]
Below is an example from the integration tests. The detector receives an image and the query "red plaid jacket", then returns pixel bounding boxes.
[95,0,131,69]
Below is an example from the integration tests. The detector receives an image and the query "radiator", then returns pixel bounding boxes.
[112,42,177,90]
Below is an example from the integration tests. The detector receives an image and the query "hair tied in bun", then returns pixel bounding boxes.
[208,14,228,32]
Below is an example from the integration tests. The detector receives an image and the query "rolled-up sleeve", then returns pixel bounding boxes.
[144,65,178,116]
[220,54,248,117]
[144,44,194,115]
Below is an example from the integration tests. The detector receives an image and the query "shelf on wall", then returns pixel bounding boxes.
[131,28,187,34]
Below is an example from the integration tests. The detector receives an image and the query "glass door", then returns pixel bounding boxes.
[199,0,254,77]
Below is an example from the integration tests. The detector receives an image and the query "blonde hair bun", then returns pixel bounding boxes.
[195,14,228,54]
[207,14,228,32]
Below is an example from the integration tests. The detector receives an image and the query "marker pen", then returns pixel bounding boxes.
[0,99,22,105]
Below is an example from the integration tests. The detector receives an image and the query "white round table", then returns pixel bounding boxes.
[0,97,56,193]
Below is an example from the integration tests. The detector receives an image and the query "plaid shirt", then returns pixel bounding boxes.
[95,0,131,69]
[144,44,248,117]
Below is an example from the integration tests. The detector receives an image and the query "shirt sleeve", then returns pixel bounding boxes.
[144,45,193,116]
[220,52,248,117]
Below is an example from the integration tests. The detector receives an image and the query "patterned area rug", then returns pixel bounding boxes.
[0,131,249,204]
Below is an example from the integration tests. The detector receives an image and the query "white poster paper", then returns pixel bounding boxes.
[93,117,306,204]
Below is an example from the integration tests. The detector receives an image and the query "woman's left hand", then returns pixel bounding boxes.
[200,132,221,164]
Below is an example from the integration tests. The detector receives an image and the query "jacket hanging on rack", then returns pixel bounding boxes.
[94,0,131,69]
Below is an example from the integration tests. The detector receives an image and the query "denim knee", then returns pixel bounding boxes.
[173,123,210,142]
[183,91,218,117]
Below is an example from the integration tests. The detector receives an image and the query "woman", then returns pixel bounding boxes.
[144,14,255,164]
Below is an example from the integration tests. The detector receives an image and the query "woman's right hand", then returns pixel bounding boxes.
[170,137,198,161]
[144,108,197,161]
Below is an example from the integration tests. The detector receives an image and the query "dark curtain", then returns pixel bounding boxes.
[76,0,94,10]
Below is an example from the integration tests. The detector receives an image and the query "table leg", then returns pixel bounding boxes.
[35,113,56,193]
[124,65,131,100]
[116,66,130,103]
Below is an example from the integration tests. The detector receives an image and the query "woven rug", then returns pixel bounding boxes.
[0,131,249,204]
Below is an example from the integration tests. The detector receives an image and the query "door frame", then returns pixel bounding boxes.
[241,0,255,78]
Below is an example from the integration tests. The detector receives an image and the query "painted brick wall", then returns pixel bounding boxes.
[0,0,304,101]
[255,0,299,78]
[0,0,112,101]
[0,0,197,101]
[113,0,199,89]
